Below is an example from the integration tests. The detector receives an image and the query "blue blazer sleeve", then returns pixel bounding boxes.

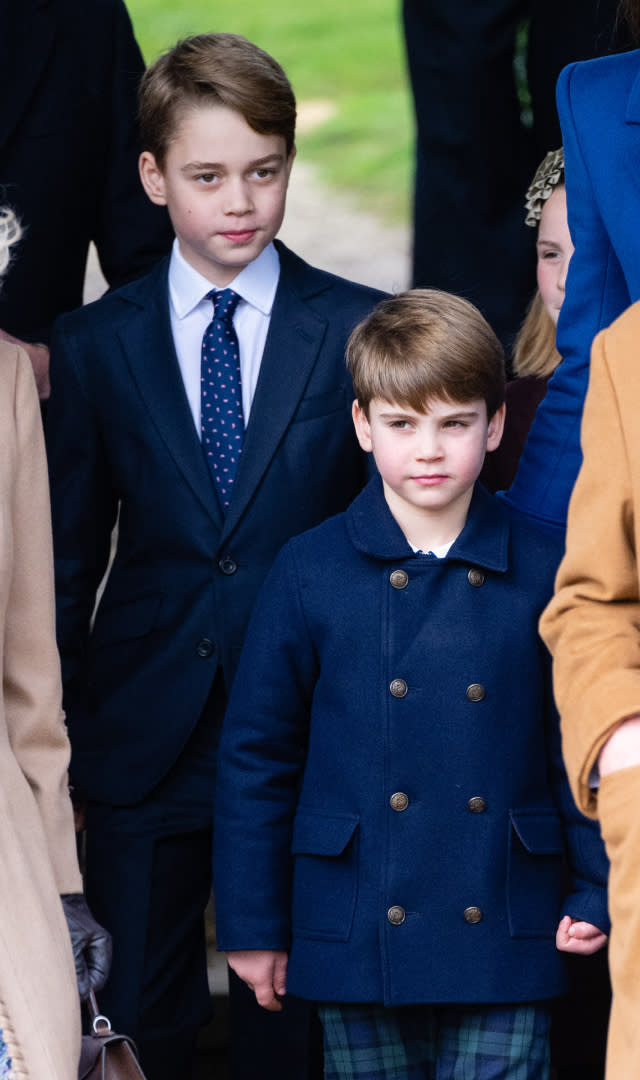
[507,60,632,529]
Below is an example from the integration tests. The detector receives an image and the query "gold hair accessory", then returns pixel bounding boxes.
[524,147,564,227]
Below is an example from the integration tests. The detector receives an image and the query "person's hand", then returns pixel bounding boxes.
[60,893,112,998]
[0,328,50,399]
[556,915,608,955]
[227,949,288,1011]
[598,715,640,778]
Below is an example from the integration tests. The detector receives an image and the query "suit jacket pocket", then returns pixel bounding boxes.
[91,592,162,649]
[507,810,564,938]
[291,809,359,942]
[291,388,348,424]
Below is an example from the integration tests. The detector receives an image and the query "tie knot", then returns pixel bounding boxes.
[209,288,240,322]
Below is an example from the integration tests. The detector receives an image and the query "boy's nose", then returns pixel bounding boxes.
[223,179,254,214]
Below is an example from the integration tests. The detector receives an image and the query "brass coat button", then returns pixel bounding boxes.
[466,683,485,702]
[390,679,408,698]
[464,906,483,924]
[387,905,406,925]
[390,792,409,812]
[467,568,485,588]
[390,569,409,590]
[468,796,487,813]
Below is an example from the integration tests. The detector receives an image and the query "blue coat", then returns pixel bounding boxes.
[214,478,609,1005]
[45,242,384,805]
[508,49,640,528]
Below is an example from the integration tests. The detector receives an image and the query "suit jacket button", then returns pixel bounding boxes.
[390,792,409,812]
[464,906,483,924]
[388,905,406,925]
[467,568,485,587]
[466,683,485,702]
[218,556,237,576]
[390,678,408,698]
[390,569,409,590]
[468,796,487,813]
[196,638,215,658]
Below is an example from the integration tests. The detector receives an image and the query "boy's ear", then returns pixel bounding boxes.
[352,400,372,453]
[139,151,168,206]
[486,402,506,452]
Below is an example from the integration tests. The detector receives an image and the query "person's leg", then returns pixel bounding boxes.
[597,763,640,1080]
[434,1001,550,1079]
[402,0,535,352]
[318,1002,434,1080]
[84,803,213,1080]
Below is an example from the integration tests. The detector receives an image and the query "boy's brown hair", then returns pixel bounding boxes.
[346,289,505,419]
[139,33,297,168]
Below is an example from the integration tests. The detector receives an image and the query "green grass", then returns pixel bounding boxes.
[127,0,413,224]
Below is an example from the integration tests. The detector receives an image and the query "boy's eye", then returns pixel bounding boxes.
[389,419,411,429]
[252,167,275,180]
[197,173,218,184]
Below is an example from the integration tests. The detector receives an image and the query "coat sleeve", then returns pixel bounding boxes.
[213,542,318,952]
[507,60,631,528]
[540,317,640,820]
[3,347,82,893]
[92,0,172,288]
[45,317,119,761]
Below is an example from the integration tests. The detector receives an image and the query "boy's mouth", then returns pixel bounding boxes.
[220,229,258,243]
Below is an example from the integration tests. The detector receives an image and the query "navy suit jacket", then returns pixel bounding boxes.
[46,242,384,806]
[0,0,172,343]
[214,478,609,1005]
[508,49,640,528]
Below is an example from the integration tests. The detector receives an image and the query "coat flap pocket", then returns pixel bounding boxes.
[291,810,359,856]
[510,810,564,854]
[92,592,163,646]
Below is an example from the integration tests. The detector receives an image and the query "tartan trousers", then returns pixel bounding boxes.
[318,1000,551,1080]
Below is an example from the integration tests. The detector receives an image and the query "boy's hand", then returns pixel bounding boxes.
[555,915,607,955]
[227,949,288,1011]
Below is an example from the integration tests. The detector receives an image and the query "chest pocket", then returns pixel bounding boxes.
[507,810,564,938]
[291,809,359,942]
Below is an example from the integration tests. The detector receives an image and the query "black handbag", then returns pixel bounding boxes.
[78,992,147,1080]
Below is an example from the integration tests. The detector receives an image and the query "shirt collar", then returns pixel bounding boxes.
[168,239,280,320]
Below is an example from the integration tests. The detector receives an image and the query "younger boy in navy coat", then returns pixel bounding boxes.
[213,290,609,1079]
[45,33,384,1080]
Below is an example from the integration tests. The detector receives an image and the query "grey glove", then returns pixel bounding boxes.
[60,893,112,999]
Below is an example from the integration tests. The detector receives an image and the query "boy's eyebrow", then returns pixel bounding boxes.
[377,406,482,420]
[181,153,285,173]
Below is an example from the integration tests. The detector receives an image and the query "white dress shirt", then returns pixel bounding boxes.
[168,239,281,434]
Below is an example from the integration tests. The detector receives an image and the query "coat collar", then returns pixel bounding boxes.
[346,475,511,571]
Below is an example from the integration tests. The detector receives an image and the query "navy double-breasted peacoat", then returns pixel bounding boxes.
[214,477,609,1006]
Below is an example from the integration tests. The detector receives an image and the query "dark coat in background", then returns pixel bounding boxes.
[0,0,172,344]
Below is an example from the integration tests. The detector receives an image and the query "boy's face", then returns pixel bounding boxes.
[353,396,505,540]
[139,103,295,287]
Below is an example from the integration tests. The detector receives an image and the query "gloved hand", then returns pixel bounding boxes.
[60,893,112,999]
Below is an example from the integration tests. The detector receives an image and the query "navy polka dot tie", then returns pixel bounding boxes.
[201,288,244,510]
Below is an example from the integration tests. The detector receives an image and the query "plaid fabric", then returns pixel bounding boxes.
[318,1001,550,1080]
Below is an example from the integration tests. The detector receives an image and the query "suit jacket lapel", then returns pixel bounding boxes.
[116,261,224,531]
[220,244,330,540]
[0,1,56,153]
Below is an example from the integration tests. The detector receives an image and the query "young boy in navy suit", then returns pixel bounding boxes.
[213,290,609,1080]
[45,33,384,1080]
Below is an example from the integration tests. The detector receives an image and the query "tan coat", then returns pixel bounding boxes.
[541,300,640,1078]
[0,342,82,1078]
[540,300,640,818]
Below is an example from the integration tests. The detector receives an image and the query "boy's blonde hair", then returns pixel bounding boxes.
[0,207,21,283]
[139,33,297,168]
[512,290,561,379]
[347,289,505,418]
